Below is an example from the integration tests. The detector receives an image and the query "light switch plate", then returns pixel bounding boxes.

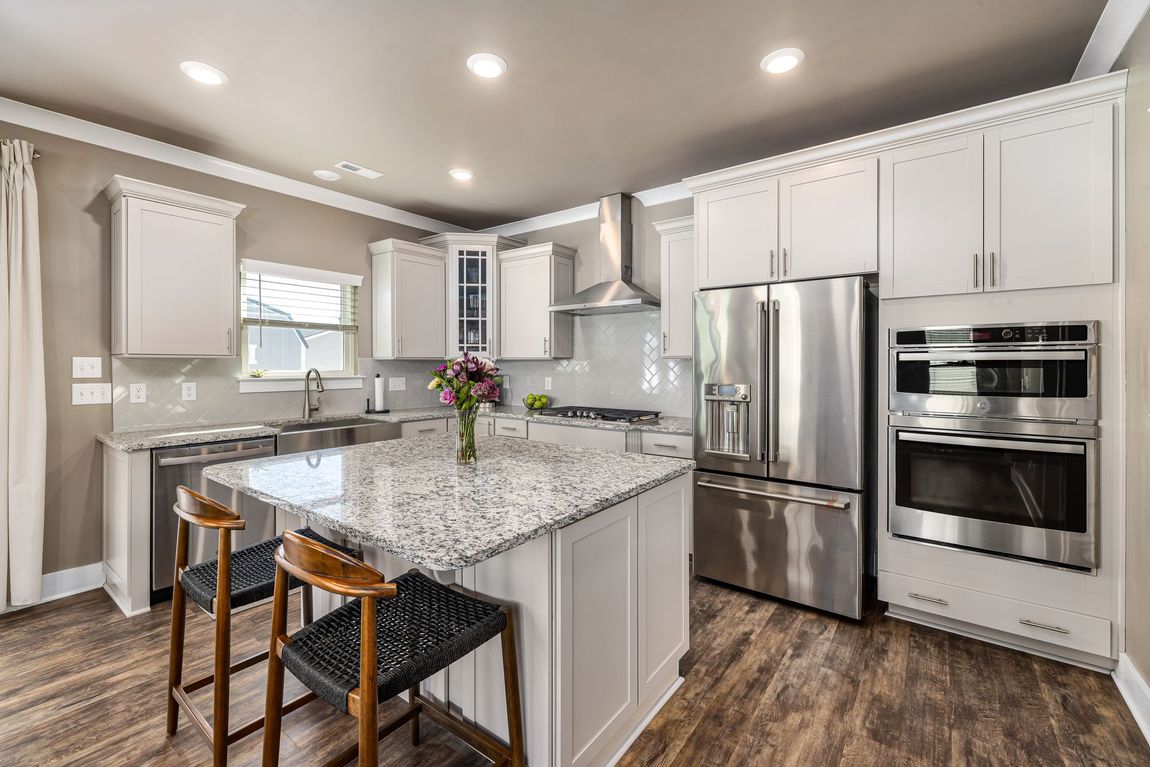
[71,356,102,379]
[72,383,111,405]
[181,382,197,401]
[545,377,552,391]
[129,383,147,404]
[389,377,406,391]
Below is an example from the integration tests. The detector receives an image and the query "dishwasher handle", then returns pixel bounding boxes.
[156,446,275,467]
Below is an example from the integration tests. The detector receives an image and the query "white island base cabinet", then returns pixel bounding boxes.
[351,473,692,767]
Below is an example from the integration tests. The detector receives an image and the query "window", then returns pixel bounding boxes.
[239,259,362,377]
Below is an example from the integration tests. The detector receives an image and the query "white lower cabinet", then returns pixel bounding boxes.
[528,422,628,452]
[102,445,152,616]
[639,432,693,459]
[637,477,690,706]
[493,417,528,438]
[880,570,1111,658]
[400,418,447,438]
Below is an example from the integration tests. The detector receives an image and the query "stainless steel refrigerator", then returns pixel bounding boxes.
[693,275,871,619]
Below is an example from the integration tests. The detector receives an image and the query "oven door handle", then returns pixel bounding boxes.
[896,431,1085,455]
[896,351,1086,362]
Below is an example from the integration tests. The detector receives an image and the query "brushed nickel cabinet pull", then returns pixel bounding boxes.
[662,331,669,353]
[908,592,949,607]
[783,247,790,276]
[226,328,232,355]
[990,252,997,287]
[769,249,776,278]
[1019,618,1070,635]
[973,253,980,288]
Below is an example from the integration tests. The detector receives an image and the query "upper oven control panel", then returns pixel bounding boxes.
[892,322,1097,347]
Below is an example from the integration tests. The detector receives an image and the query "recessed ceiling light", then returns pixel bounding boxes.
[179,60,228,86]
[313,169,341,182]
[760,48,805,75]
[449,168,475,181]
[466,53,507,79]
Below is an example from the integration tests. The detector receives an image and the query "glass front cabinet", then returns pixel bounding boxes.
[420,233,526,359]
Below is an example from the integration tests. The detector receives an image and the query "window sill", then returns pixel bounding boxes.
[237,375,365,394]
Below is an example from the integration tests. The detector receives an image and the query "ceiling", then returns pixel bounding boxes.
[0,0,1106,230]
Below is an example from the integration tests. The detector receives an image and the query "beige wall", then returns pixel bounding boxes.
[1117,20,1150,679]
[0,120,430,574]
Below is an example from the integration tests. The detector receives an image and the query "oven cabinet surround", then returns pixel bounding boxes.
[419,232,526,358]
[876,283,1124,670]
[881,103,1114,299]
[369,238,447,360]
[685,72,1124,300]
[653,216,694,359]
[104,175,245,357]
[498,242,576,360]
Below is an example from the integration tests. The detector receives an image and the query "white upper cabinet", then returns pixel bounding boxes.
[695,177,778,289]
[984,103,1114,293]
[880,133,984,299]
[779,156,878,281]
[420,232,525,359]
[369,239,446,359]
[653,216,694,358]
[104,176,244,357]
[498,243,575,360]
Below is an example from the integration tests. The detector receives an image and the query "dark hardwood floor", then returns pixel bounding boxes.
[0,579,1145,766]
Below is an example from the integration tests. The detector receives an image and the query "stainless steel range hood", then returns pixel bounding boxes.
[548,193,661,315]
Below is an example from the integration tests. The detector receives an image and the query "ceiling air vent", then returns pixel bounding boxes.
[334,161,382,179]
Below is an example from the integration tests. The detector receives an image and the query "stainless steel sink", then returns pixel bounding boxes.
[276,417,400,455]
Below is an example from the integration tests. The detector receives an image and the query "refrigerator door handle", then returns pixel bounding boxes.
[767,299,781,463]
[696,480,851,510]
[756,300,766,461]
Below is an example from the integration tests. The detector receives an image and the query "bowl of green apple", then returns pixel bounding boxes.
[523,393,551,410]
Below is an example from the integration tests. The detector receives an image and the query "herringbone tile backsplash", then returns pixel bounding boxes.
[112,313,691,430]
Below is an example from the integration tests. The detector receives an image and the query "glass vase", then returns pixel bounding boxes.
[455,406,479,465]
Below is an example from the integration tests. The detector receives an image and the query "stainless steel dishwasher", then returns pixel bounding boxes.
[151,438,276,604]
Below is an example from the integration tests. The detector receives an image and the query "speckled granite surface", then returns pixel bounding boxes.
[99,405,692,452]
[204,433,694,570]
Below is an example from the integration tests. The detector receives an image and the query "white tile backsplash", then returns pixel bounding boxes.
[111,312,690,430]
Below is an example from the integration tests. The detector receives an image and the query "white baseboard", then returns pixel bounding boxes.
[1114,652,1150,745]
[605,676,685,767]
[41,562,106,603]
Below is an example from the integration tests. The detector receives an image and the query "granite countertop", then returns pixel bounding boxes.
[98,405,692,452]
[203,433,694,570]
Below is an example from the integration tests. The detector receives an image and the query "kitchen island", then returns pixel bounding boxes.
[205,433,694,767]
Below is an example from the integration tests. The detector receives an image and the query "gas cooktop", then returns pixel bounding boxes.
[535,406,661,423]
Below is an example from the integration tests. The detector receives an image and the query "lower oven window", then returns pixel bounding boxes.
[894,432,1087,533]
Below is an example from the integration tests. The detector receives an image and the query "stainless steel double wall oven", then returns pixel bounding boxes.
[888,322,1099,570]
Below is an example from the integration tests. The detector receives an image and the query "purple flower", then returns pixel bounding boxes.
[435,364,448,373]
[452,361,463,375]
[472,380,500,402]
[458,371,468,384]
[440,389,457,405]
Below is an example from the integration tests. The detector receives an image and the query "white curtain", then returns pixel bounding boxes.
[0,139,46,606]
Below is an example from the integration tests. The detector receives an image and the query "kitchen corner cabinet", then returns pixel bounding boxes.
[104,176,245,357]
[369,239,447,359]
[695,177,778,289]
[498,243,575,359]
[779,156,878,281]
[653,216,694,359]
[419,232,526,358]
[881,103,1114,299]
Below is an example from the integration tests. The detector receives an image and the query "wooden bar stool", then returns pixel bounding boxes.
[262,530,525,767]
[166,486,359,766]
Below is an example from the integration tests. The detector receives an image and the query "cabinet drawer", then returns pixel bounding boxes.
[880,571,1111,657]
[640,433,693,459]
[401,419,447,438]
[493,418,527,438]
[528,422,627,452]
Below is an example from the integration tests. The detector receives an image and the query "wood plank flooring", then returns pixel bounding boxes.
[0,579,1145,766]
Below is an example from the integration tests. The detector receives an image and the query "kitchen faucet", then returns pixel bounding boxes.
[303,368,325,420]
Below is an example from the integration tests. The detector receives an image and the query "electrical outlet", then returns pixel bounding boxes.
[71,356,102,379]
[388,377,406,391]
[544,377,552,391]
[72,383,111,405]
[181,382,197,401]
[129,383,147,403]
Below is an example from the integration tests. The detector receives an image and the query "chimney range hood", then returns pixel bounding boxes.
[548,193,661,315]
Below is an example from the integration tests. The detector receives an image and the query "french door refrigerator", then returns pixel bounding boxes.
[693,275,870,618]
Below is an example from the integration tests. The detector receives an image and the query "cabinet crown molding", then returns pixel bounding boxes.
[652,216,694,236]
[102,175,246,218]
[684,70,1128,194]
[367,237,447,260]
[419,232,527,250]
[500,241,577,262]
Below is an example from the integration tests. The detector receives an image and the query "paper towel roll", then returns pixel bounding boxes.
[373,375,386,411]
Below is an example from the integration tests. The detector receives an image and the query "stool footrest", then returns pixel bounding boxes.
[319,700,423,767]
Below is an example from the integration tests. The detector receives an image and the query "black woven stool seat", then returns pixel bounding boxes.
[180,528,357,613]
[281,571,507,713]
